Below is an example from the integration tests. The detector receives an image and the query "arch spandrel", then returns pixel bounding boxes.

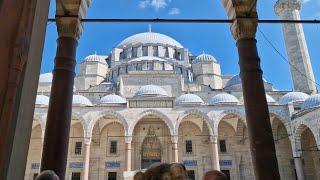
[209,109,246,135]
[292,121,319,157]
[128,109,174,136]
[175,109,213,136]
[85,110,129,138]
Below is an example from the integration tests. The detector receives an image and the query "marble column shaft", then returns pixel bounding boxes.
[294,157,305,180]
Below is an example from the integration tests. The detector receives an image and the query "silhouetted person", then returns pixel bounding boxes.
[203,170,228,180]
[34,170,60,180]
[134,163,187,180]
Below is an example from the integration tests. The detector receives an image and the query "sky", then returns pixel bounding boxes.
[41,0,320,91]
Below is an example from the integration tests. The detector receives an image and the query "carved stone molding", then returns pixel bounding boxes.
[56,17,83,39]
[125,136,133,144]
[84,137,92,145]
[210,135,218,144]
[221,0,259,40]
[171,135,179,144]
[231,18,258,40]
[275,0,301,16]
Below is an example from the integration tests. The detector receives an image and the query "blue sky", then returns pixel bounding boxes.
[41,0,320,91]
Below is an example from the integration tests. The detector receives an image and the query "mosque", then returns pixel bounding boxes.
[25,3,320,180]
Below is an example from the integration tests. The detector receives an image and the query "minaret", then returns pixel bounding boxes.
[275,0,317,93]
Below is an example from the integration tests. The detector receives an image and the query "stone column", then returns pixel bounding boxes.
[0,0,49,179]
[275,0,317,94]
[125,136,133,171]
[171,136,179,163]
[294,157,305,180]
[83,138,91,180]
[210,136,220,171]
[221,1,280,179]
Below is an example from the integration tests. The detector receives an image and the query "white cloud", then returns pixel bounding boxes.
[302,0,311,3]
[168,8,180,15]
[138,0,172,11]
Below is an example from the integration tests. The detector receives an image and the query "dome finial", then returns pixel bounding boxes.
[202,50,205,54]
[148,24,152,32]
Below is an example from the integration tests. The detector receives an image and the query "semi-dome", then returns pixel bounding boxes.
[72,95,93,106]
[301,94,320,109]
[176,94,204,105]
[224,74,268,88]
[100,94,127,104]
[35,95,50,106]
[266,94,276,104]
[193,53,217,63]
[134,85,168,97]
[117,32,183,48]
[39,73,53,83]
[279,92,309,105]
[84,54,106,64]
[209,93,239,105]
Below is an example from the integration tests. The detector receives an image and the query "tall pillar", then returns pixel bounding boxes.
[171,136,179,163]
[125,136,132,171]
[294,157,305,180]
[221,1,280,179]
[210,136,220,171]
[83,138,91,180]
[0,0,47,179]
[40,3,90,179]
[275,0,317,94]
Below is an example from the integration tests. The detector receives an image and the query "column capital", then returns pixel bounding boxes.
[84,137,91,145]
[56,17,83,39]
[171,135,179,144]
[125,136,133,143]
[210,135,218,144]
[221,0,258,40]
[275,0,301,16]
[231,18,258,40]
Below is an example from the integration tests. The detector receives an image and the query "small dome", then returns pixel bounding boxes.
[209,93,239,105]
[279,92,310,105]
[193,53,217,63]
[266,94,276,104]
[100,94,127,104]
[73,95,93,106]
[301,94,320,109]
[84,54,106,64]
[39,73,53,83]
[134,85,168,97]
[176,94,204,105]
[117,32,183,48]
[35,95,50,106]
[224,74,268,89]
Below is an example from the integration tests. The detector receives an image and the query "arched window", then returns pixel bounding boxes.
[153,46,158,56]
[142,46,148,56]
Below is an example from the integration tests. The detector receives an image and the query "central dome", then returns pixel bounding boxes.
[117,32,183,48]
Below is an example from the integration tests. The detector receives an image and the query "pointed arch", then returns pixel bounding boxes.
[87,110,128,138]
[128,109,174,136]
[175,109,213,136]
[209,109,246,136]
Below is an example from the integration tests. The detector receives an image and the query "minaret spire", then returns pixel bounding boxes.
[275,0,317,93]
[148,24,152,32]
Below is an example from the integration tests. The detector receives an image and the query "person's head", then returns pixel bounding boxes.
[34,170,60,180]
[170,163,187,180]
[135,163,188,180]
[134,171,145,180]
[203,170,228,180]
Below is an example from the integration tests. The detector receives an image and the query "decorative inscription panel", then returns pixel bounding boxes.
[219,160,232,166]
[129,100,173,108]
[105,161,121,169]
[31,163,40,170]
[182,160,198,167]
[69,162,84,169]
